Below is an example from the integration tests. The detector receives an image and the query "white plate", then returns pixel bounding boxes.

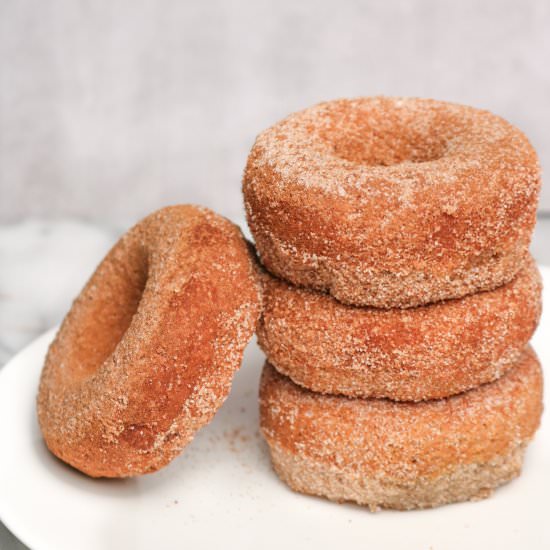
[1,271,549,550]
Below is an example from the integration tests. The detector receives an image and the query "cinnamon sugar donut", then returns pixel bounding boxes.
[260,349,543,511]
[244,97,541,307]
[258,256,542,401]
[38,205,262,478]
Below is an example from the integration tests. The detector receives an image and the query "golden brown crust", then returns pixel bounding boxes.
[37,205,262,478]
[259,349,543,509]
[243,97,541,307]
[258,257,542,401]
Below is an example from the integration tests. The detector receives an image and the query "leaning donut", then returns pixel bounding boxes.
[258,256,541,401]
[260,349,543,510]
[244,97,540,307]
[37,205,262,478]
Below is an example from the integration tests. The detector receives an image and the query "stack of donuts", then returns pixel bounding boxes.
[36,96,543,511]
[243,97,543,510]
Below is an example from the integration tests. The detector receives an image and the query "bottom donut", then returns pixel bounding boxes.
[259,348,543,511]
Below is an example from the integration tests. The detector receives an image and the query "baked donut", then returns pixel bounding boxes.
[38,205,262,478]
[244,97,540,307]
[260,348,543,511]
[258,256,541,401]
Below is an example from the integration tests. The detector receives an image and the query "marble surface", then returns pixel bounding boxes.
[0,216,549,549]
[0,221,116,365]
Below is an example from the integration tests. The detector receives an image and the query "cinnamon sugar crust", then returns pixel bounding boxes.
[259,349,543,510]
[258,257,542,401]
[243,97,541,307]
[269,441,527,511]
[37,205,262,478]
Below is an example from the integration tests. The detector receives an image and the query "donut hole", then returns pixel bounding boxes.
[68,245,149,383]
[331,131,447,166]
[324,104,448,166]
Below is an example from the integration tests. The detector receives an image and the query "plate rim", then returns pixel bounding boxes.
[0,328,58,550]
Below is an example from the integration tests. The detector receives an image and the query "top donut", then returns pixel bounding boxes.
[243,97,540,308]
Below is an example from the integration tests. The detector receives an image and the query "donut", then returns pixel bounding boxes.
[259,348,543,510]
[258,256,541,401]
[243,97,540,307]
[37,205,262,478]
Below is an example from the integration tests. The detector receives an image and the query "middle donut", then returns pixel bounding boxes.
[258,256,541,402]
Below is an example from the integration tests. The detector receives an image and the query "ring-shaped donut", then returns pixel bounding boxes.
[38,205,262,477]
[244,97,540,307]
[258,256,541,401]
[260,349,542,510]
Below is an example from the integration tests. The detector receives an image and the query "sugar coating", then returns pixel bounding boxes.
[37,205,262,478]
[269,441,527,511]
[259,350,543,510]
[258,256,542,401]
[243,97,541,307]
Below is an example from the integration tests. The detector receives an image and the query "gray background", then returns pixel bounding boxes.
[1,0,549,225]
